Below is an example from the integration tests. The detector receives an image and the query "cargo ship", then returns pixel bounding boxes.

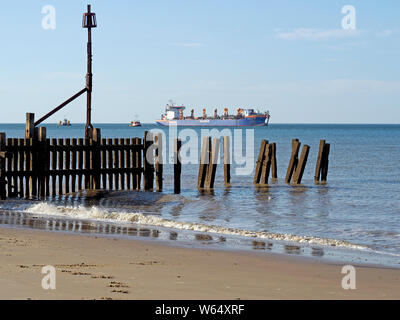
[156,102,270,127]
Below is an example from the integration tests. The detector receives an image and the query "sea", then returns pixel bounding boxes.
[0,123,399,267]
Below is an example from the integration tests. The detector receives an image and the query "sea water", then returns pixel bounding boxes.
[0,123,399,267]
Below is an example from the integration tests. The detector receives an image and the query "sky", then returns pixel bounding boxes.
[0,0,399,124]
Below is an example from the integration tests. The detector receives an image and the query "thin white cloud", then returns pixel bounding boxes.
[324,58,342,62]
[169,42,204,47]
[376,29,399,37]
[324,40,368,51]
[276,28,360,40]
[41,72,83,80]
[380,29,394,37]
[249,79,400,95]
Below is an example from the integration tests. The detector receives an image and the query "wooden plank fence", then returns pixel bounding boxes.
[0,129,156,199]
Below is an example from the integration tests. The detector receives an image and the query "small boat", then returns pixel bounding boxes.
[58,118,71,126]
[129,120,141,127]
[129,115,142,127]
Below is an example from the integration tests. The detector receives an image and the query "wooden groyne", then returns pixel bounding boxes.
[0,117,331,199]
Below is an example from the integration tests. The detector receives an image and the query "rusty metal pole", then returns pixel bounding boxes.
[34,5,97,131]
[84,4,94,139]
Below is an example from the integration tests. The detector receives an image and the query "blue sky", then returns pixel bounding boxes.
[0,0,399,123]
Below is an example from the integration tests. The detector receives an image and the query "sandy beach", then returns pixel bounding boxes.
[0,227,399,300]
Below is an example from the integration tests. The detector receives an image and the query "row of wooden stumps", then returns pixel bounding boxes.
[284,138,330,184]
[254,138,330,185]
[192,136,330,190]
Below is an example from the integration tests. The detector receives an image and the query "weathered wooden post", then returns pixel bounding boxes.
[25,113,37,197]
[38,127,47,198]
[292,145,310,184]
[71,138,78,193]
[50,139,57,197]
[113,138,120,190]
[223,136,231,186]
[30,135,38,198]
[314,140,331,183]
[198,136,211,189]
[143,131,154,191]
[143,131,149,190]
[17,139,24,197]
[174,139,182,194]
[105,138,113,190]
[119,138,125,190]
[314,139,325,183]
[285,139,300,183]
[205,138,220,189]
[253,140,268,184]
[135,137,141,190]
[155,133,163,192]
[320,143,330,182]
[91,128,101,189]
[58,138,65,195]
[77,138,84,191]
[25,113,35,139]
[124,138,130,189]
[260,143,272,185]
[0,133,6,199]
[271,142,277,181]
[5,138,13,197]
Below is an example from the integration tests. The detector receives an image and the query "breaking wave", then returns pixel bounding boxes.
[21,202,371,251]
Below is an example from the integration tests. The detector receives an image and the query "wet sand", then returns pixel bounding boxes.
[0,227,399,300]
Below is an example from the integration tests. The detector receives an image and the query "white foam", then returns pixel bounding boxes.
[24,202,367,250]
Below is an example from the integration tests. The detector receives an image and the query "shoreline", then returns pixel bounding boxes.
[0,226,399,299]
[1,205,399,269]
